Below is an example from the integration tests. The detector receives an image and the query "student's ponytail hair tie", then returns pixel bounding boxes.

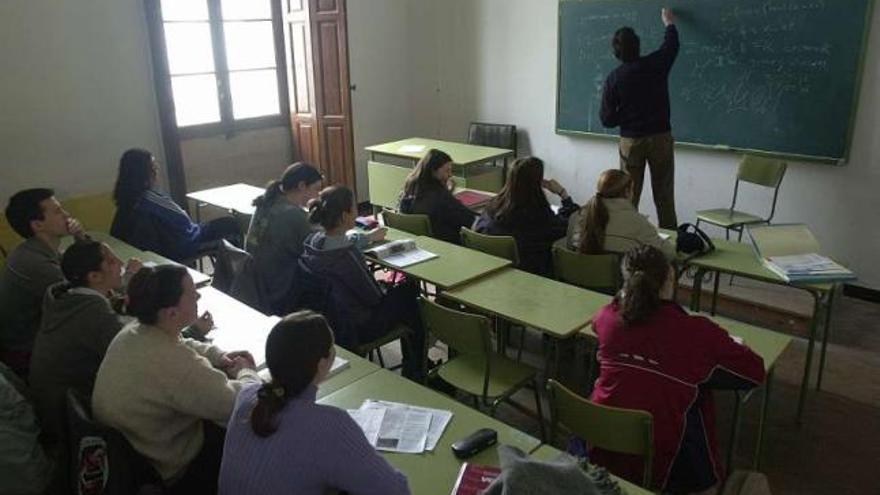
[257,383,287,401]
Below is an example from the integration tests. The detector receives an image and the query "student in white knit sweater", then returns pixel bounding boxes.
[92,264,260,495]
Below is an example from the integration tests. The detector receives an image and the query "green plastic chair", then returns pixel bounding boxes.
[354,324,410,373]
[460,227,519,265]
[546,379,654,488]
[382,210,433,237]
[696,154,787,242]
[420,298,545,440]
[552,246,620,296]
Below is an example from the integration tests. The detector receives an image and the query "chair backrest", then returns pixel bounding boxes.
[460,227,520,265]
[546,379,653,488]
[382,210,433,237]
[211,239,251,294]
[62,193,116,234]
[66,389,164,495]
[468,122,517,154]
[419,297,491,358]
[552,246,620,295]
[736,155,787,188]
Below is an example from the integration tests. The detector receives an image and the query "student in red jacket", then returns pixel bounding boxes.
[590,245,765,493]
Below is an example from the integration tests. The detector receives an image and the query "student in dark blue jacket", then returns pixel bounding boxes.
[110,148,241,262]
[475,157,578,276]
[398,149,476,244]
[299,186,425,382]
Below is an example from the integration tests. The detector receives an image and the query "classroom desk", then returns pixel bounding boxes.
[196,286,381,399]
[530,445,653,495]
[673,232,837,424]
[187,183,263,221]
[366,138,512,202]
[371,228,512,290]
[62,231,211,287]
[318,369,541,495]
[443,268,613,340]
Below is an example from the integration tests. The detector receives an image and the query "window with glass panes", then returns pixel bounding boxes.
[159,0,283,130]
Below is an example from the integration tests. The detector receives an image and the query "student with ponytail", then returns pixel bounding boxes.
[566,169,674,259]
[219,311,410,495]
[245,162,323,314]
[299,186,425,381]
[92,265,260,495]
[399,149,476,244]
[589,246,765,493]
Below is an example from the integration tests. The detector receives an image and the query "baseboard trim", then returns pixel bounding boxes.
[843,284,880,304]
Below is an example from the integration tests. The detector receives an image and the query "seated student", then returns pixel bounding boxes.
[0,362,55,495]
[92,265,260,495]
[299,186,425,381]
[590,246,765,493]
[399,149,476,244]
[29,238,141,444]
[475,157,578,275]
[0,188,84,377]
[111,148,242,263]
[219,311,410,495]
[245,162,323,314]
[566,169,675,259]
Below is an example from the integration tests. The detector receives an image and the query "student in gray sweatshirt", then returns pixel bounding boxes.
[245,162,323,314]
[29,238,142,444]
[0,188,85,377]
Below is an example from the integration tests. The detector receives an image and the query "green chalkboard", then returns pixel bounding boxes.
[557,0,874,161]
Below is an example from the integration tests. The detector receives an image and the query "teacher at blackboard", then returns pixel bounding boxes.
[600,8,679,229]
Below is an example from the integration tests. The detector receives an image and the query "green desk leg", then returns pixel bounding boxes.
[690,268,706,311]
[796,294,823,425]
[711,271,721,316]
[815,288,835,391]
[754,369,773,470]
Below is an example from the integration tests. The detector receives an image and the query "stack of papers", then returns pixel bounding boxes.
[764,253,855,283]
[348,399,453,454]
[365,239,438,268]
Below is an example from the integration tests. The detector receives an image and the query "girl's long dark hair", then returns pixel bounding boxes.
[113,149,154,211]
[578,169,633,254]
[401,149,453,199]
[250,311,334,437]
[485,157,548,222]
[615,245,669,325]
[253,162,323,209]
[307,185,354,230]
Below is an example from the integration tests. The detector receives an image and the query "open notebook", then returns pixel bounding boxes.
[365,239,437,268]
[747,224,855,283]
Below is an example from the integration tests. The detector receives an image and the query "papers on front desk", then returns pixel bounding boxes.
[348,399,453,454]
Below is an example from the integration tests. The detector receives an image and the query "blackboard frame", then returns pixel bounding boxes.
[554,0,877,165]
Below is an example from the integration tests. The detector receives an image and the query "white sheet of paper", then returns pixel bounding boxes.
[658,232,671,241]
[362,399,453,451]
[348,407,386,446]
[399,144,426,153]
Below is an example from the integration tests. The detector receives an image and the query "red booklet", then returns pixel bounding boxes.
[454,190,494,208]
[450,463,502,495]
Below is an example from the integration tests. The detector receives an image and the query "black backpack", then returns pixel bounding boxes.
[676,223,715,256]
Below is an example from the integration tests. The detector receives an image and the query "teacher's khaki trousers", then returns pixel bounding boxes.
[619,131,678,229]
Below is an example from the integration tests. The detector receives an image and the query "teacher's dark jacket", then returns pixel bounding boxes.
[601,24,679,138]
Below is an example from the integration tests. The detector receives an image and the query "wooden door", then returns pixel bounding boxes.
[283,0,356,192]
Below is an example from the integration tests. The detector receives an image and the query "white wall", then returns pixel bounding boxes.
[0,0,165,200]
[350,0,880,289]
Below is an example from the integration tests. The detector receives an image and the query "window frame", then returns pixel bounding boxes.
[147,0,290,139]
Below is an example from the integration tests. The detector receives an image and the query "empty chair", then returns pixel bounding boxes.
[552,245,621,295]
[468,122,518,155]
[546,379,653,488]
[696,155,787,242]
[420,298,544,439]
[382,210,433,237]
